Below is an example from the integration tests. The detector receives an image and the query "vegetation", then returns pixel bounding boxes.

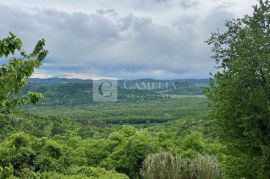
[0,112,219,178]
[0,1,269,178]
[141,153,220,179]
[0,33,47,112]
[206,0,270,178]
[24,97,207,125]
[21,79,207,106]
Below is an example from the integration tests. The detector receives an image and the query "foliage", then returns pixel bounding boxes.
[206,0,270,178]
[39,166,129,179]
[100,126,158,178]
[173,132,221,159]
[0,111,220,178]
[0,129,128,178]
[0,33,48,112]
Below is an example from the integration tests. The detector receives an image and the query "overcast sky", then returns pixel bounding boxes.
[0,0,258,79]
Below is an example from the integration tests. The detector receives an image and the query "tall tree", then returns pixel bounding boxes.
[206,0,270,178]
[0,33,48,112]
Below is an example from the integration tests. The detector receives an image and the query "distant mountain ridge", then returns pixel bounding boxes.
[29,78,209,86]
[29,77,92,84]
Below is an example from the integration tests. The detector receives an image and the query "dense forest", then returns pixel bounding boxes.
[0,1,270,178]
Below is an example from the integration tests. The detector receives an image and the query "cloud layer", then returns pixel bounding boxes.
[0,0,257,79]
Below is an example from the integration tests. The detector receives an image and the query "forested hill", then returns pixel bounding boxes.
[24,78,209,106]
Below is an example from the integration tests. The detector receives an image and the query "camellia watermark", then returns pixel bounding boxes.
[121,80,177,90]
[93,79,184,102]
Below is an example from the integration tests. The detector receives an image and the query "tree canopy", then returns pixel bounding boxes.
[206,0,270,178]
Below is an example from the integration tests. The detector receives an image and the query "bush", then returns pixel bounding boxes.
[100,126,158,178]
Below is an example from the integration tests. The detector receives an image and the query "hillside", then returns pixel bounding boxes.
[23,78,209,106]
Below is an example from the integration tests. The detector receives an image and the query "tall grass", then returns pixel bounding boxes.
[141,153,220,179]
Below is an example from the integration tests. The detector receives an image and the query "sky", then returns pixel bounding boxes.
[0,0,258,79]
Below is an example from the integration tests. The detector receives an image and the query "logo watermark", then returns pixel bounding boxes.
[93,79,186,102]
[93,80,117,102]
[121,80,178,90]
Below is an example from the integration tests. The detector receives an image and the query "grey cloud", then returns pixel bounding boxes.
[119,14,152,31]
[180,0,199,9]
[152,0,199,9]
[202,7,235,35]
[0,2,237,79]
[154,0,168,3]
[96,9,117,16]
